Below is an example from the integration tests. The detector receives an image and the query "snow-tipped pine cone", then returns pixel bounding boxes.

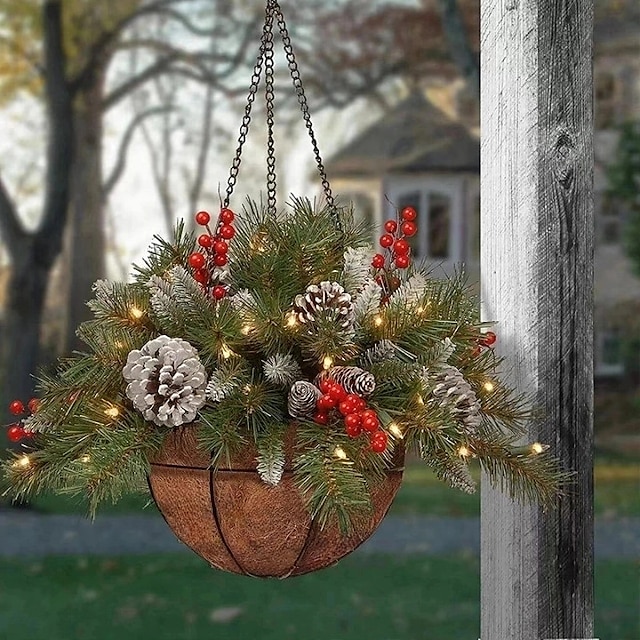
[294,281,355,330]
[123,335,207,427]
[315,366,376,397]
[428,365,482,432]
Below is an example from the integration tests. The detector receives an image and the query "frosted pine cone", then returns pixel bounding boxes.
[288,381,322,419]
[294,281,355,330]
[427,365,482,433]
[123,335,207,427]
[316,366,376,397]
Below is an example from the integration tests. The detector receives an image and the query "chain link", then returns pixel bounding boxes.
[224,0,339,231]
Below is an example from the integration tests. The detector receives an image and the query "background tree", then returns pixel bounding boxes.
[0,0,260,436]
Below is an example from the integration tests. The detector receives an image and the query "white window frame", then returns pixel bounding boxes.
[383,175,463,274]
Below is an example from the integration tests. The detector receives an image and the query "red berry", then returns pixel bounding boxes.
[219,225,235,240]
[362,416,380,432]
[195,211,211,226]
[7,424,24,442]
[214,254,228,267]
[384,220,398,234]
[318,395,336,411]
[379,234,394,249]
[329,385,347,402]
[338,399,357,416]
[482,331,497,346]
[401,221,417,237]
[214,240,229,255]
[401,206,417,222]
[189,252,206,269]
[354,396,367,411]
[361,408,377,421]
[212,285,227,300]
[372,254,385,269]
[198,234,213,249]
[193,269,208,284]
[344,413,362,429]
[345,421,363,438]
[395,255,410,269]
[314,412,329,426]
[370,430,388,453]
[220,208,235,224]
[9,400,24,416]
[394,239,410,256]
[27,398,40,414]
[318,379,333,394]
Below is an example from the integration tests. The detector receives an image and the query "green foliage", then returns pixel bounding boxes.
[607,120,640,276]
[1,196,564,532]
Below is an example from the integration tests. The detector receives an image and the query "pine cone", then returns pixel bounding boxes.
[123,335,208,427]
[316,366,376,397]
[288,381,322,419]
[294,281,355,330]
[428,365,482,433]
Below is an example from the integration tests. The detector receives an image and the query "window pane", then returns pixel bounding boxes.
[470,195,480,261]
[428,193,451,259]
[397,191,422,258]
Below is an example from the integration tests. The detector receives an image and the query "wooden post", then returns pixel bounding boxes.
[480,1,595,639]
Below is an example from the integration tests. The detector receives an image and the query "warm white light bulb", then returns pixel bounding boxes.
[221,344,233,359]
[458,445,471,458]
[80,454,91,464]
[104,406,120,419]
[241,324,253,336]
[16,455,31,468]
[416,394,425,406]
[389,423,403,439]
[374,315,384,327]
[285,313,298,328]
[483,381,495,393]
[129,307,144,320]
[323,356,334,370]
[531,442,547,455]
[334,447,348,461]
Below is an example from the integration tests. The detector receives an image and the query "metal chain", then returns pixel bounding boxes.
[223,4,271,210]
[264,2,277,216]
[224,0,339,231]
[272,2,339,228]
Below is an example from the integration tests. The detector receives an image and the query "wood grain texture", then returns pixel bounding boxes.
[149,426,405,578]
[480,0,594,638]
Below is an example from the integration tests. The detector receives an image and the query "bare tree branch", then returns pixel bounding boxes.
[104,105,173,196]
[188,79,215,214]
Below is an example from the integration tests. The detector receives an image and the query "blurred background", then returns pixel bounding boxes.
[0,0,638,638]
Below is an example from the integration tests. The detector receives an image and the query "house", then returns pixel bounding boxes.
[326,5,640,379]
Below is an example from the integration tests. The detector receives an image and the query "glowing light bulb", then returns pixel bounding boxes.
[483,381,495,393]
[129,307,144,320]
[241,324,253,336]
[458,445,471,458]
[15,455,31,468]
[531,442,548,455]
[285,312,298,328]
[416,394,425,406]
[374,315,384,327]
[323,356,334,370]
[388,423,403,439]
[104,406,120,419]
[334,447,348,461]
[221,343,233,359]
[80,454,91,464]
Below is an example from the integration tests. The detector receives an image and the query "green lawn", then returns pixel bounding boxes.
[21,456,640,519]
[0,554,637,640]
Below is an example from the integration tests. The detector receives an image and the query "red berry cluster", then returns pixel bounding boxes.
[372,206,418,273]
[314,379,388,454]
[6,398,39,443]
[472,331,497,357]
[189,208,237,300]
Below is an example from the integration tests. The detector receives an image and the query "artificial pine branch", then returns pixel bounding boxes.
[256,425,287,486]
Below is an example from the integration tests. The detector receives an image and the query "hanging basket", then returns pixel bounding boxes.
[149,425,405,578]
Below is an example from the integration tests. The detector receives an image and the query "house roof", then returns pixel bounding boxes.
[327,92,479,178]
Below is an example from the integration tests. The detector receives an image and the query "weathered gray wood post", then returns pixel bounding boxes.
[480,1,595,639]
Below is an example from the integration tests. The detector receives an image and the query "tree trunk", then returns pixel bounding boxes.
[64,79,107,353]
[0,1,74,449]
